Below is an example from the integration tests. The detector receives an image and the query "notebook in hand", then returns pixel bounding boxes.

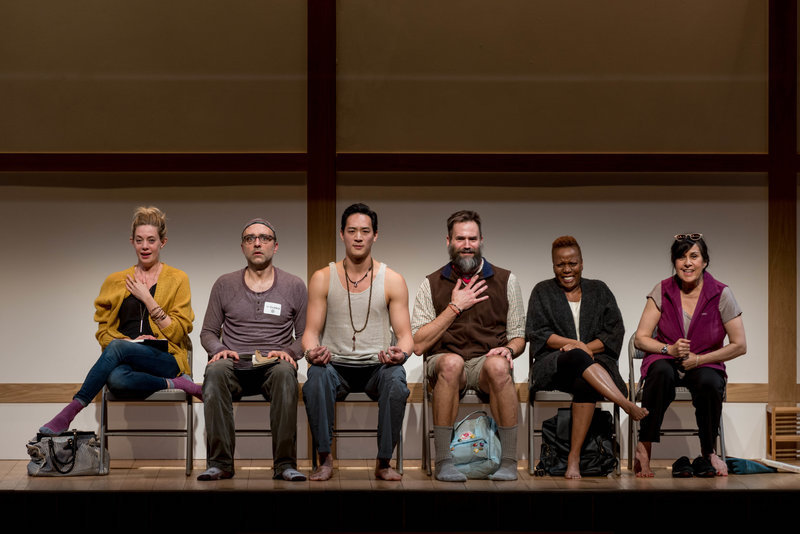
[124,338,169,352]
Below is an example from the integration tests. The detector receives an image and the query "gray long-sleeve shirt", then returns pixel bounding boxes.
[200,267,307,359]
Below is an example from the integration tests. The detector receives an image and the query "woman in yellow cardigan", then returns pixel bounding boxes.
[40,206,200,435]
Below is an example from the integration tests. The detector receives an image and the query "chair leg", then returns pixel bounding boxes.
[613,404,621,476]
[629,406,634,472]
[422,381,431,476]
[99,387,109,475]
[627,394,640,472]
[307,425,316,470]
[718,416,726,462]
[396,429,403,474]
[185,396,193,476]
[629,417,638,472]
[311,442,318,470]
[527,401,535,475]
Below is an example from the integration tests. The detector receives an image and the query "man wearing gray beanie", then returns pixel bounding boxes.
[198,218,307,481]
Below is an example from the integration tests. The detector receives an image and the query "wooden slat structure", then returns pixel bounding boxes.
[767,405,800,460]
[0,382,777,405]
[0,2,797,406]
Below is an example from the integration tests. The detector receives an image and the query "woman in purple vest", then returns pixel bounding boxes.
[527,236,649,478]
[633,234,746,477]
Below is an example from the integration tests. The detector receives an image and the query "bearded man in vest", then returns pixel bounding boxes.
[412,210,525,481]
[303,203,414,481]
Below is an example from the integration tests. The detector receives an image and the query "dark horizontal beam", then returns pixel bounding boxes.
[337,153,770,173]
[0,153,308,173]
[0,152,787,175]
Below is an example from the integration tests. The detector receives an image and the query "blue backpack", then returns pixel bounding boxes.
[450,410,501,479]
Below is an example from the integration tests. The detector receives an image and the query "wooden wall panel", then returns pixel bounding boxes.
[767,0,797,406]
[306,0,337,276]
[0,382,772,404]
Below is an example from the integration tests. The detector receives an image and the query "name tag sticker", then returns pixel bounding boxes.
[263,302,282,316]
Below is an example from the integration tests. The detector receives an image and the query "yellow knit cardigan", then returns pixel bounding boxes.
[93,263,194,375]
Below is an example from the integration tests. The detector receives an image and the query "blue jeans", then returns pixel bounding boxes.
[303,362,409,460]
[74,339,179,404]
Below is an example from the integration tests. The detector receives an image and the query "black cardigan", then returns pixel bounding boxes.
[525,277,627,395]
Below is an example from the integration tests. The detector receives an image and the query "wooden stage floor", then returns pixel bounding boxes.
[3,459,800,533]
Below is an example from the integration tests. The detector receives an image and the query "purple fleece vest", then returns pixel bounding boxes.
[641,271,728,378]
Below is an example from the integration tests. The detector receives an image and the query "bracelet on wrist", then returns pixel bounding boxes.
[149,306,167,322]
[448,302,463,316]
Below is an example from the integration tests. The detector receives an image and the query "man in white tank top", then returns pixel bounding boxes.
[303,204,414,481]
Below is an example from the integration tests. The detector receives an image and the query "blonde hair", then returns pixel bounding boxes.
[131,206,167,240]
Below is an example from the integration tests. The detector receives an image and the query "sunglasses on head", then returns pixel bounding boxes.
[674,233,703,241]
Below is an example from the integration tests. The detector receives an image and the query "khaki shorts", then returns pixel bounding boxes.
[425,353,502,398]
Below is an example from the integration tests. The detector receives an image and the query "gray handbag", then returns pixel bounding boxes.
[27,430,110,476]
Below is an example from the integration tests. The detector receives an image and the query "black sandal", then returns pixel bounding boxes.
[672,456,694,478]
[691,456,716,477]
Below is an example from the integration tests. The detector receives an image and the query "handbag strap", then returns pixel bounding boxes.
[555,407,573,442]
[46,430,77,474]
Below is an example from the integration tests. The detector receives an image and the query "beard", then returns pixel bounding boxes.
[448,242,483,274]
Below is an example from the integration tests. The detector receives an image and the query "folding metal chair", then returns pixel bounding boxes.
[99,339,194,476]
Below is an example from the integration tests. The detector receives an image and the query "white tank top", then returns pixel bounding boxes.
[320,262,391,364]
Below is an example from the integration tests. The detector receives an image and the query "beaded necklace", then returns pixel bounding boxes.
[343,258,374,351]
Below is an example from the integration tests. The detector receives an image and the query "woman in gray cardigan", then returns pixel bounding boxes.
[526,236,647,478]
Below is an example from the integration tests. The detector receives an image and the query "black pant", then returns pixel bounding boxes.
[552,348,604,404]
[638,358,725,456]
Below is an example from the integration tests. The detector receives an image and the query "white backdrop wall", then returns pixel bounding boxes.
[334,184,768,462]
[1,183,770,461]
[1,184,307,460]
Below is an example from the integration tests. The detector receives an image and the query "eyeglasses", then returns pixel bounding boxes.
[674,233,703,241]
[242,234,275,245]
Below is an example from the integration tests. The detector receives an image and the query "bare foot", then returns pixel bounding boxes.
[708,453,728,476]
[310,454,333,481]
[375,460,402,481]
[565,453,581,479]
[634,441,654,478]
[623,401,649,422]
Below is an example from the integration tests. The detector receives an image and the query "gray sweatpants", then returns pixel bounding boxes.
[203,358,299,477]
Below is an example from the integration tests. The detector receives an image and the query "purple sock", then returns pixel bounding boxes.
[169,375,203,401]
[40,399,84,435]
